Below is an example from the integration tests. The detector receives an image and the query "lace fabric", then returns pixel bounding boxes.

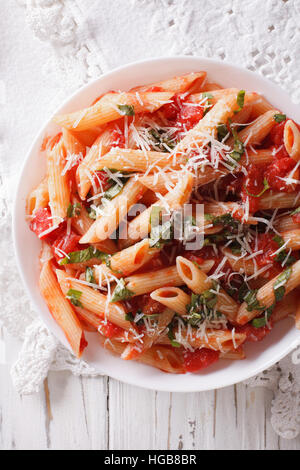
[2,0,299,439]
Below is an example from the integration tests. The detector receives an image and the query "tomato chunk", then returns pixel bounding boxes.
[241,164,265,213]
[110,129,125,148]
[235,323,272,342]
[264,157,296,192]
[269,120,286,146]
[52,229,81,262]
[98,320,123,339]
[183,348,220,372]
[30,208,53,239]
[176,104,204,131]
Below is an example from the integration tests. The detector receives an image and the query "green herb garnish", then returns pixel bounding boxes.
[186,287,222,326]
[87,206,97,220]
[167,323,181,348]
[125,312,135,322]
[273,235,296,267]
[149,206,173,248]
[228,126,245,165]
[66,289,83,308]
[244,177,270,198]
[202,92,213,115]
[238,284,265,312]
[85,267,96,285]
[117,104,135,116]
[67,202,81,218]
[234,90,246,114]
[251,305,274,328]
[217,123,228,141]
[149,128,177,152]
[59,247,110,266]
[291,207,300,216]
[111,278,134,303]
[205,213,240,229]
[273,267,292,302]
[274,114,286,123]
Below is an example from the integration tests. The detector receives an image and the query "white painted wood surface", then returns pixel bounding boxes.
[1,331,300,450]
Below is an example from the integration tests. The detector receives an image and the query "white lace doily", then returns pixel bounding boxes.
[1,0,300,439]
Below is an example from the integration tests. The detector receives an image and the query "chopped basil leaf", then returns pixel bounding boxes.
[244,177,270,198]
[149,206,173,248]
[228,125,244,165]
[103,183,123,200]
[186,288,222,326]
[205,213,240,229]
[148,128,177,152]
[67,202,81,218]
[273,235,296,267]
[66,289,83,308]
[273,267,292,302]
[238,286,265,312]
[202,92,213,115]
[217,123,228,141]
[85,267,96,285]
[234,90,246,114]
[230,241,242,255]
[274,113,286,123]
[167,323,181,348]
[125,312,135,322]
[59,247,110,266]
[291,207,300,216]
[87,206,97,220]
[111,278,134,303]
[252,305,274,328]
[117,104,135,116]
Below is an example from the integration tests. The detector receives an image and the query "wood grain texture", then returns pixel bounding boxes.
[0,330,300,450]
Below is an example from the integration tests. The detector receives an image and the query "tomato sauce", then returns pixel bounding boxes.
[52,229,81,262]
[235,323,272,342]
[183,348,220,372]
[98,320,124,339]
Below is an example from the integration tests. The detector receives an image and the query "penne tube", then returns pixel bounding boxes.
[76,129,112,200]
[39,261,87,357]
[62,128,86,157]
[47,136,71,222]
[259,192,300,210]
[281,230,300,250]
[70,127,102,147]
[272,290,298,324]
[159,327,246,353]
[227,110,278,147]
[100,336,185,374]
[284,120,300,161]
[121,309,175,360]
[295,298,300,330]
[237,259,300,325]
[53,91,174,131]
[94,238,161,284]
[151,287,190,316]
[92,148,184,173]
[139,148,274,194]
[250,95,273,118]
[56,269,130,330]
[176,256,212,293]
[80,178,146,244]
[132,71,206,93]
[125,266,183,297]
[125,171,194,247]
[204,201,257,225]
[274,215,300,232]
[220,348,246,360]
[176,257,238,320]
[26,178,49,215]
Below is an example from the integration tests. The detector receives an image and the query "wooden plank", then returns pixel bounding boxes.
[46,371,108,450]
[0,364,48,450]
[168,391,215,450]
[108,379,157,449]
[235,383,279,450]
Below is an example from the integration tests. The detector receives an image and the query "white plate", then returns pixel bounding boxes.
[13,56,300,392]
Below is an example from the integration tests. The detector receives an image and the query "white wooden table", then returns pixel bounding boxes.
[1,331,300,450]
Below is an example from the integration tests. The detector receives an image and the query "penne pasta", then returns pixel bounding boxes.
[284,120,300,161]
[53,91,174,131]
[56,269,130,330]
[39,261,87,357]
[47,136,71,222]
[26,178,49,215]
